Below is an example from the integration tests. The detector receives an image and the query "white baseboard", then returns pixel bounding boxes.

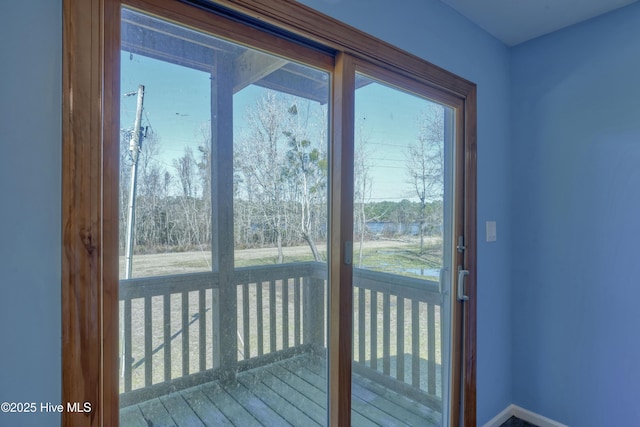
[482,404,568,427]
[482,404,513,427]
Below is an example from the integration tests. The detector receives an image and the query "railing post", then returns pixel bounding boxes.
[303,271,325,353]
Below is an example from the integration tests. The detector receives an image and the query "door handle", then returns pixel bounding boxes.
[457,267,469,301]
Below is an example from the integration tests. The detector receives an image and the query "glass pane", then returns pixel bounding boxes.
[119,8,329,426]
[352,73,453,426]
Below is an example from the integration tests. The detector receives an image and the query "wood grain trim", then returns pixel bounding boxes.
[104,2,122,425]
[123,0,334,71]
[63,0,477,425]
[204,0,475,98]
[352,56,465,109]
[62,0,103,424]
[450,101,466,427]
[328,52,355,427]
[62,0,120,425]
[463,85,478,426]
[449,83,477,427]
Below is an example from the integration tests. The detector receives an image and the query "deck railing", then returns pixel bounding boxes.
[119,262,441,409]
[352,267,443,410]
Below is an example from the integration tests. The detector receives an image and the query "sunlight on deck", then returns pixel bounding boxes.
[121,354,441,427]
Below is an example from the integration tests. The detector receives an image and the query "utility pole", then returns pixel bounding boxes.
[124,85,145,280]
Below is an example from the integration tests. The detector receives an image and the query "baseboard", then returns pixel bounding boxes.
[482,404,568,427]
[482,404,514,427]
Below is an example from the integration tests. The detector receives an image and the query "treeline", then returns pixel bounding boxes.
[120,194,441,255]
[120,92,329,259]
[120,91,444,258]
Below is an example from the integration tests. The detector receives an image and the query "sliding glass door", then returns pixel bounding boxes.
[118,6,332,425]
[59,0,475,425]
[351,66,459,426]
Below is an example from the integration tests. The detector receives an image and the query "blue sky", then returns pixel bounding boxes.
[121,51,446,202]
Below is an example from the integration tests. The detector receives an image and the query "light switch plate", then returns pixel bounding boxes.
[486,221,497,242]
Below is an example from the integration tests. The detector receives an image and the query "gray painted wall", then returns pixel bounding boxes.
[0,1,62,426]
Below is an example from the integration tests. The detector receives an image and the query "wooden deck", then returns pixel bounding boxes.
[120,354,441,426]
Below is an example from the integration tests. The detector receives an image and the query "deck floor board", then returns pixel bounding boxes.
[122,355,440,426]
[237,370,320,427]
[279,358,379,427]
[181,389,233,427]
[219,380,291,426]
[249,368,326,424]
[120,404,148,427]
[138,397,177,427]
[198,381,263,427]
[356,373,441,423]
[160,393,206,427]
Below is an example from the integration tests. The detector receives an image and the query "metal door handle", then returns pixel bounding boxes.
[457,268,469,301]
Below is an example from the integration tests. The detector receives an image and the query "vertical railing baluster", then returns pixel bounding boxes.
[396,297,405,383]
[324,278,328,346]
[212,288,220,370]
[282,277,289,349]
[352,287,357,361]
[269,279,276,352]
[383,292,390,375]
[370,290,378,370]
[294,277,301,347]
[124,298,132,392]
[181,290,189,376]
[163,293,171,382]
[242,283,250,359]
[199,289,206,372]
[411,299,420,388]
[256,282,263,356]
[144,295,152,387]
[358,287,365,363]
[427,302,436,395]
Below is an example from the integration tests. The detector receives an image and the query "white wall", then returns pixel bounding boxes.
[0,1,62,426]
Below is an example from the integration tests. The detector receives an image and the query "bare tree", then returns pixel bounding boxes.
[405,104,445,253]
[283,103,327,262]
[174,146,198,199]
[173,146,210,251]
[196,124,212,248]
[354,118,374,267]
[236,91,289,262]
[136,131,171,249]
[235,91,328,263]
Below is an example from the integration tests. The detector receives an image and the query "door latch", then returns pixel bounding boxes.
[457,235,466,253]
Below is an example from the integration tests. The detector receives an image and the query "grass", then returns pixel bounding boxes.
[122,236,443,279]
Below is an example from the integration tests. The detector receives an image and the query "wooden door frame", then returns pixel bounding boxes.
[62,0,476,425]
[62,0,120,425]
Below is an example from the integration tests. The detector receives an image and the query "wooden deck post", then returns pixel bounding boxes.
[303,275,326,352]
[210,51,237,378]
